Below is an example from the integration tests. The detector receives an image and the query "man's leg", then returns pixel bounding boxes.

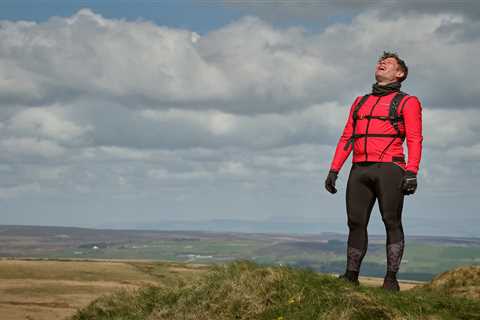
[344,163,377,277]
[376,163,406,290]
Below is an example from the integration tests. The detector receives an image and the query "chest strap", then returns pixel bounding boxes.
[355,115,403,121]
[344,92,408,151]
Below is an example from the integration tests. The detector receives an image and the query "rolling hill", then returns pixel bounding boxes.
[72,261,480,320]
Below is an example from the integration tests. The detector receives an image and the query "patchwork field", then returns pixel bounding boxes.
[1,225,479,282]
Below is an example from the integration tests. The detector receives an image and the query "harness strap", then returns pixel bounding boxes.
[356,115,403,121]
[388,92,407,132]
[379,92,409,159]
[344,92,409,152]
[351,133,404,138]
[352,95,371,121]
[344,94,370,151]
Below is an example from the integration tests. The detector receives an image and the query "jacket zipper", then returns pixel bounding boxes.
[364,96,381,161]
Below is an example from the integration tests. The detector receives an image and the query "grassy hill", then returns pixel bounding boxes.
[72,261,480,320]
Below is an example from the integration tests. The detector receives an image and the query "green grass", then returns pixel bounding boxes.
[72,261,480,320]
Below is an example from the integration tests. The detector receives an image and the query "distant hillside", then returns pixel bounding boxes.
[72,261,480,320]
[2,224,479,282]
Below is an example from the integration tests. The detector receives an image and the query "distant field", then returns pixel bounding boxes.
[1,225,479,281]
[27,239,480,281]
[0,259,208,320]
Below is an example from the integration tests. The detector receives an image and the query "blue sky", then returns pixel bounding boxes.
[0,0,241,34]
[0,0,479,237]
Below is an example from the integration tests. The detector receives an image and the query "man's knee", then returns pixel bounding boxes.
[382,216,404,243]
[348,217,368,231]
[382,214,402,230]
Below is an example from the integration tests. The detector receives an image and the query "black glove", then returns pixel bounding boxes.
[401,170,417,195]
[325,170,338,194]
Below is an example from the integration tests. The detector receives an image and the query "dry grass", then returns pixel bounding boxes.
[0,259,158,282]
[0,259,204,320]
[424,265,480,300]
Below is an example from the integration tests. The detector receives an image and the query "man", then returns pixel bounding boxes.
[325,52,423,291]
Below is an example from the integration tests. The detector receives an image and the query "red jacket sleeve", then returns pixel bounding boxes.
[402,96,423,174]
[329,96,361,173]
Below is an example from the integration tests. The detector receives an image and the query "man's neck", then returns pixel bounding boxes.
[372,81,401,96]
[377,80,397,86]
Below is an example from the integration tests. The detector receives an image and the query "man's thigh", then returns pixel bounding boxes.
[375,163,405,221]
[346,164,377,227]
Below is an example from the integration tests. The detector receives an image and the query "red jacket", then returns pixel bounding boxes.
[330,92,423,174]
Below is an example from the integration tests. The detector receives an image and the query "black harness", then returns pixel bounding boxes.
[344,92,409,159]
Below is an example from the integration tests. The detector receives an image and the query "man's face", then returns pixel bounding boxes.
[375,57,404,83]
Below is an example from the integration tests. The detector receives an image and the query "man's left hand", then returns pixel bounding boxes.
[401,171,417,195]
[325,170,338,194]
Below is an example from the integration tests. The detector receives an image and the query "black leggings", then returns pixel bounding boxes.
[345,162,405,273]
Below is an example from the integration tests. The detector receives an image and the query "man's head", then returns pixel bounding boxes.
[375,51,408,85]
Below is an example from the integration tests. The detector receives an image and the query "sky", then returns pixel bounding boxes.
[0,0,479,237]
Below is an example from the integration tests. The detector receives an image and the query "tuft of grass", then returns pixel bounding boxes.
[422,265,480,301]
[72,260,480,320]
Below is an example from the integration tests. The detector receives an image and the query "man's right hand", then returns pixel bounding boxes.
[401,170,417,195]
[325,170,338,194]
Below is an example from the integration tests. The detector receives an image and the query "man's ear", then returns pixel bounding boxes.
[396,69,405,80]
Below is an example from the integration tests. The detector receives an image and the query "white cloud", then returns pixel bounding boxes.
[98,146,151,161]
[0,8,479,231]
[446,144,480,161]
[0,182,42,199]
[424,108,480,148]
[208,112,237,135]
[218,161,251,176]
[0,9,229,106]
[148,168,213,180]
[0,137,65,158]
[1,8,479,112]
[9,106,91,142]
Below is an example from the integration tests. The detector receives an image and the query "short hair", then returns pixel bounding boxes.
[378,51,408,82]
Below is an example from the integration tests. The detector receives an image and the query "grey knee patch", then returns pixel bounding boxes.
[347,246,364,272]
[386,240,404,272]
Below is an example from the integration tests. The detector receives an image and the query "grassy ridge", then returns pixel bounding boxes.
[72,261,480,320]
